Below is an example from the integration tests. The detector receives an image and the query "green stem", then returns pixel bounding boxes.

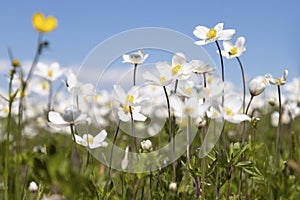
[105,120,121,198]
[174,79,178,94]
[275,85,282,163]
[163,86,175,181]
[47,80,53,112]
[215,41,225,106]
[4,68,16,200]
[238,95,254,197]
[186,115,191,167]
[133,64,138,86]
[15,33,44,200]
[4,101,13,200]
[236,57,246,113]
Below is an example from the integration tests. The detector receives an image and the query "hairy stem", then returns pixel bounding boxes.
[215,41,225,106]
[275,85,282,163]
[163,86,175,181]
[133,64,138,86]
[105,120,121,198]
[236,57,246,113]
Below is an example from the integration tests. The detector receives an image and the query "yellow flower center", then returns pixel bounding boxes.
[207,76,213,84]
[204,88,211,96]
[105,102,111,109]
[94,95,99,102]
[185,88,192,95]
[159,77,166,84]
[123,105,134,113]
[184,107,194,115]
[4,108,9,114]
[206,28,217,39]
[181,118,187,127]
[213,111,219,118]
[126,95,134,103]
[47,70,53,77]
[172,65,182,75]
[85,137,94,144]
[225,108,234,116]
[32,13,57,33]
[277,78,284,85]
[230,47,238,55]
[42,82,48,90]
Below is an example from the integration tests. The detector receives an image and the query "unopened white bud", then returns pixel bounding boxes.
[28,181,38,192]
[169,182,177,192]
[141,139,152,151]
[249,76,266,96]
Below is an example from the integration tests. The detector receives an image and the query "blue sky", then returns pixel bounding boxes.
[0,0,299,87]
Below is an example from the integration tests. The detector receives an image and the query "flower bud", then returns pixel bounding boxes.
[269,98,275,106]
[249,76,266,96]
[28,181,38,192]
[141,139,152,151]
[12,59,20,67]
[169,182,177,192]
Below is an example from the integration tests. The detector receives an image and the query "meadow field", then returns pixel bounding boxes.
[1,12,300,200]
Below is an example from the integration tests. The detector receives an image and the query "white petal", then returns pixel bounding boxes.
[218,29,235,41]
[132,111,147,122]
[50,62,60,71]
[172,52,186,67]
[143,71,159,85]
[143,54,149,62]
[75,114,90,124]
[283,70,288,80]
[193,26,209,39]
[113,85,126,104]
[226,114,251,123]
[194,40,208,46]
[214,23,224,32]
[236,37,245,49]
[118,109,130,122]
[48,111,67,124]
[156,62,172,77]
[67,71,77,88]
[223,40,233,52]
[94,130,108,143]
[122,55,130,63]
[74,134,87,146]
[81,83,94,95]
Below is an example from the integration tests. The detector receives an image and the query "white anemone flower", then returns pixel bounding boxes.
[221,37,246,59]
[177,80,196,98]
[117,105,146,122]
[64,70,94,96]
[74,130,108,149]
[220,96,251,123]
[48,106,90,128]
[34,62,64,81]
[189,60,215,74]
[122,49,148,65]
[271,110,291,127]
[285,78,300,102]
[193,22,235,45]
[29,78,50,96]
[158,53,193,80]
[143,62,174,86]
[113,85,147,122]
[265,70,288,86]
